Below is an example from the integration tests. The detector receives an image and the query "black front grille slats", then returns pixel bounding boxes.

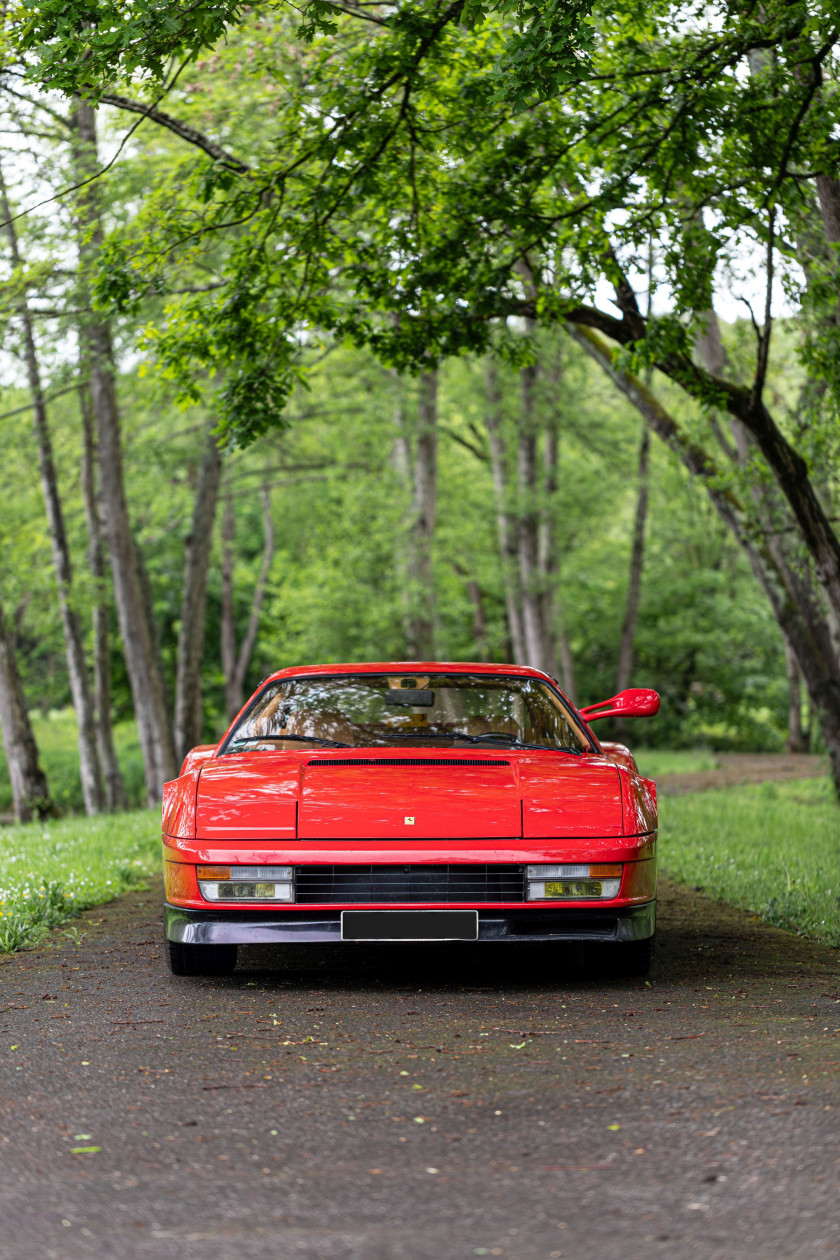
[295,864,525,904]
[307,759,510,767]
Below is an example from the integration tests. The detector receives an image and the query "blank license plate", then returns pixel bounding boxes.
[341,910,479,941]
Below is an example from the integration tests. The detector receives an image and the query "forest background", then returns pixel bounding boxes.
[0,0,837,822]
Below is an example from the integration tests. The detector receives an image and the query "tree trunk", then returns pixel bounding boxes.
[221,483,238,720]
[174,426,223,763]
[558,615,577,704]
[816,174,840,249]
[484,360,526,663]
[783,637,809,753]
[0,602,54,821]
[73,102,177,803]
[515,355,557,675]
[466,579,489,661]
[221,478,276,720]
[537,391,560,680]
[404,369,438,658]
[0,163,105,816]
[79,386,127,810]
[517,358,545,669]
[568,321,840,794]
[615,422,650,693]
[450,560,489,660]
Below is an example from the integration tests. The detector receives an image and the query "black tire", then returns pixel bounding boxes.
[166,938,238,976]
[617,934,655,977]
[585,934,655,979]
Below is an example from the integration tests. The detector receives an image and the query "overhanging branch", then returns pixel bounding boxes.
[100,94,250,174]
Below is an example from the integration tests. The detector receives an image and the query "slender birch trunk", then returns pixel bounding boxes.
[517,358,544,669]
[0,603,54,821]
[537,395,560,680]
[221,477,275,720]
[783,639,809,753]
[79,386,127,810]
[484,360,526,662]
[0,165,104,815]
[404,369,438,658]
[73,102,177,803]
[557,613,577,704]
[174,426,223,762]
[221,482,237,720]
[450,560,490,660]
[615,422,651,694]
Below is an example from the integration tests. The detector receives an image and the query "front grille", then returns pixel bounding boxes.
[308,759,510,767]
[295,864,525,904]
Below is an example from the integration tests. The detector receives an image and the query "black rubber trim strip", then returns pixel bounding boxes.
[308,758,510,767]
[164,901,655,945]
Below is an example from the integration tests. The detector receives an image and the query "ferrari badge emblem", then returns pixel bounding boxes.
[404,816,415,825]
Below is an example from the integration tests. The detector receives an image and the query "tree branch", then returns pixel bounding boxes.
[100,93,250,174]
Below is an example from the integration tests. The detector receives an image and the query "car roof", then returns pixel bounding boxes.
[260,661,568,698]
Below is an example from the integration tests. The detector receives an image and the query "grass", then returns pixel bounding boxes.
[659,776,840,947]
[0,809,159,953]
[633,749,720,777]
[0,710,147,815]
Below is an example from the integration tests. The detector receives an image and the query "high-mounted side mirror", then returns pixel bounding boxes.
[578,688,660,722]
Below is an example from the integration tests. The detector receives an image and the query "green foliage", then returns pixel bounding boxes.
[15,0,595,108]
[659,778,840,947]
[0,322,800,788]
[0,808,158,951]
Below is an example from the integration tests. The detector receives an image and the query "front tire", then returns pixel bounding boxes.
[616,934,655,977]
[166,938,238,976]
[586,933,655,978]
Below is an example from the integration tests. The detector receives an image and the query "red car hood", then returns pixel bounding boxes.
[195,751,623,840]
[196,755,300,839]
[518,755,622,837]
[298,755,520,839]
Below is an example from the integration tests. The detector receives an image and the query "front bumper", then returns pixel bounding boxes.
[164,900,655,945]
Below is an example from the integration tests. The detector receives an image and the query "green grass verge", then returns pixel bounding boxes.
[1,763,836,955]
[0,710,147,815]
[0,809,159,953]
[633,749,720,777]
[659,777,840,947]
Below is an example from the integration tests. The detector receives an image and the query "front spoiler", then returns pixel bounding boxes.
[164,901,655,945]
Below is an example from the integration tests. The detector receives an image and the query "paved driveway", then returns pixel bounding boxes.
[0,877,837,1260]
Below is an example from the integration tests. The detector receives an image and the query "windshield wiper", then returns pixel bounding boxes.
[228,734,352,750]
[381,731,583,754]
[451,732,582,754]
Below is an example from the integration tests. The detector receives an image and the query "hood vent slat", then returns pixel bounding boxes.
[309,758,510,768]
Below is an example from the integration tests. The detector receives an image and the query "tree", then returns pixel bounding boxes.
[5,0,836,785]
[0,601,54,821]
[221,473,275,720]
[73,103,178,800]
[174,424,222,761]
[0,163,105,814]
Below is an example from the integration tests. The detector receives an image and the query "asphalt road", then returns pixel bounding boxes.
[0,876,838,1260]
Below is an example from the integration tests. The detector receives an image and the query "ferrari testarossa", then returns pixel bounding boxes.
[162,662,660,976]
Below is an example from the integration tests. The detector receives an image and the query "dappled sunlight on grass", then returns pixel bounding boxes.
[659,778,840,946]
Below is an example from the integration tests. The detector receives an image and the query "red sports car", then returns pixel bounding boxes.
[162,663,659,976]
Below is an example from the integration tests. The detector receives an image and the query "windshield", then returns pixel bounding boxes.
[223,673,592,753]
